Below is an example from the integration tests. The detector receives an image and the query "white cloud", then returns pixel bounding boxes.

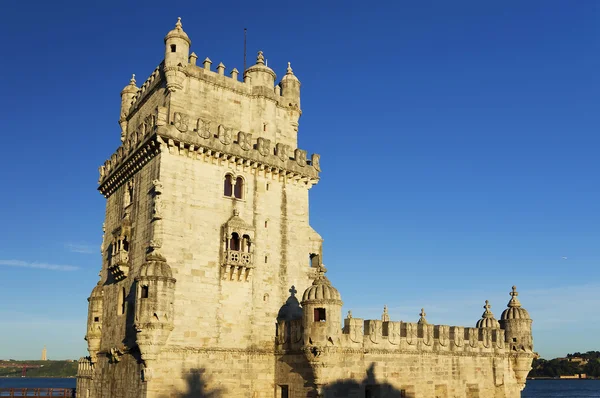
[0,260,79,272]
[65,243,95,254]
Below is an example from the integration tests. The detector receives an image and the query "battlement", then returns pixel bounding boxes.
[98,104,320,197]
[344,317,506,353]
[277,317,506,355]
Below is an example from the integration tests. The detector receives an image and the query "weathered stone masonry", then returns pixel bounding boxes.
[77,18,534,398]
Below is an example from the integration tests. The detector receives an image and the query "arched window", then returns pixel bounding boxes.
[122,237,129,252]
[234,177,244,199]
[229,233,240,251]
[242,234,251,253]
[224,174,233,197]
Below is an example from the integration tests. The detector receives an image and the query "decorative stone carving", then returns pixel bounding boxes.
[388,322,400,345]
[173,112,189,132]
[218,125,232,145]
[438,325,449,347]
[453,327,464,347]
[156,107,168,126]
[368,320,380,344]
[276,143,289,162]
[196,118,212,139]
[151,179,163,221]
[468,329,478,348]
[406,323,417,345]
[257,137,271,156]
[423,324,433,346]
[238,131,252,151]
[295,149,307,167]
[311,154,321,171]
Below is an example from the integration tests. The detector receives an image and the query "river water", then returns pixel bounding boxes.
[0,378,598,396]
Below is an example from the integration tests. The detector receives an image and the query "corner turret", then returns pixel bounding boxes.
[244,51,277,95]
[163,17,190,92]
[119,75,138,142]
[499,286,534,389]
[84,282,104,363]
[301,265,343,345]
[134,252,176,379]
[280,62,301,109]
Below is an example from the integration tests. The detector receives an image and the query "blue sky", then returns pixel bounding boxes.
[0,1,598,360]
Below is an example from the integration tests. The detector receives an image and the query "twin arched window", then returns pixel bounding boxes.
[229,233,251,253]
[224,174,244,199]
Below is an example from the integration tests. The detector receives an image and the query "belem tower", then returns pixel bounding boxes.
[76,18,535,398]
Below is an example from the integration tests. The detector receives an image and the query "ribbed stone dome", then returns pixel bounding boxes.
[245,51,277,80]
[89,282,103,298]
[500,286,531,320]
[139,252,174,279]
[476,300,500,328]
[164,17,191,45]
[301,266,342,303]
[280,62,299,84]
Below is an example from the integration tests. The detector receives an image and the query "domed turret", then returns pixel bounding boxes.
[501,286,531,321]
[476,300,500,328]
[244,51,277,94]
[301,265,342,347]
[85,281,104,363]
[499,286,533,351]
[134,252,176,377]
[499,286,534,388]
[119,74,138,142]
[280,62,301,109]
[163,17,190,92]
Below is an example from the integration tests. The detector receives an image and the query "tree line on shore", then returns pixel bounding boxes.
[529,351,600,378]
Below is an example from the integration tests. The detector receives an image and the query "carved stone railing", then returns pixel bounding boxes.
[108,250,129,281]
[77,357,94,378]
[221,250,254,282]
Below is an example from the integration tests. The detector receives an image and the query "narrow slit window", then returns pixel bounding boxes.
[120,288,126,315]
[170,44,176,52]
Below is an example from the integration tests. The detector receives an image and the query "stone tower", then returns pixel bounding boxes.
[77,17,534,398]
[77,18,322,398]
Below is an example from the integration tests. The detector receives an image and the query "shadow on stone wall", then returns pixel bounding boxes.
[322,363,412,398]
[175,368,224,398]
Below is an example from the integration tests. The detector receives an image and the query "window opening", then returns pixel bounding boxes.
[141,285,149,299]
[242,235,251,253]
[314,308,326,322]
[265,256,268,263]
[122,237,129,252]
[279,385,289,398]
[170,44,176,52]
[266,183,270,191]
[229,233,240,251]
[234,177,244,199]
[94,317,99,322]
[265,220,268,228]
[120,288,126,315]
[309,253,320,268]
[224,174,233,197]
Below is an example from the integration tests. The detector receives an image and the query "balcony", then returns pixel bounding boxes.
[221,250,253,282]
